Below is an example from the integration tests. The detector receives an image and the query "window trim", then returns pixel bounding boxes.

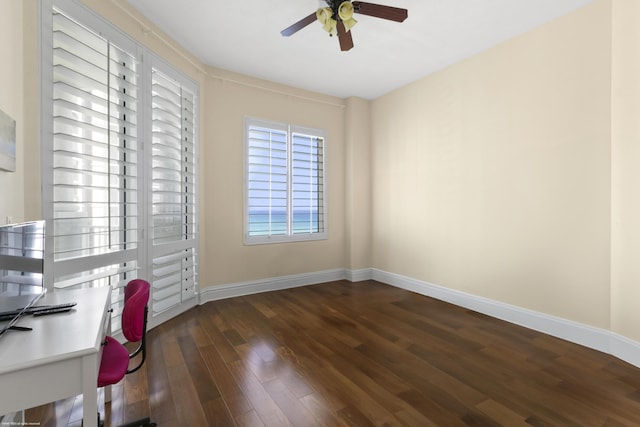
[244,117,328,245]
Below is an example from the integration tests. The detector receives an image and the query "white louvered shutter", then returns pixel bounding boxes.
[245,119,327,244]
[291,132,324,234]
[150,67,198,315]
[247,122,288,237]
[47,7,141,328]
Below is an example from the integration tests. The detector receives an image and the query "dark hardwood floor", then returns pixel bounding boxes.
[25,280,640,426]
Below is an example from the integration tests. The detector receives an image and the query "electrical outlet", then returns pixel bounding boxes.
[5,216,13,225]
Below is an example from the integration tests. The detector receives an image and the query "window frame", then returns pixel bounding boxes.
[244,117,328,245]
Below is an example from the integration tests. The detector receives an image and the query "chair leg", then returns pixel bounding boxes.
[118,417,156,427]
[90,412,154,426]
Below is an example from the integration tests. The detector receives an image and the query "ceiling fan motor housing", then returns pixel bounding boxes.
[325,0,360,18]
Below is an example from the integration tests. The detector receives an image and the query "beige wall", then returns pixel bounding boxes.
[344,97,372,271]
[202,69,347,286]
[611,0,640,342]
[0,0,25,224]
[370,0,613,328]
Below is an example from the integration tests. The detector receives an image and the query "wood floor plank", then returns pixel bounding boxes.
[262,378,318,427]
[235,409,266,427]
[166,363,210,426]
[299,393,349,427]
[198,303,242,363]
[475,399,532,427]
[177,333,222,403]
[202,396,236,426]
[228,358,293,427]
[199,343,255,417]
[24,280,640,427]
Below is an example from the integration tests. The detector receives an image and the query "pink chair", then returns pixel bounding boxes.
[97,279,156,427]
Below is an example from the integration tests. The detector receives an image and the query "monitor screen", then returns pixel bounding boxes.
[0,220,46,338]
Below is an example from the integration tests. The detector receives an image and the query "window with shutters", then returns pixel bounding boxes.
[41,0,199,327]
[149,66,198,315]
[244,118,327,244]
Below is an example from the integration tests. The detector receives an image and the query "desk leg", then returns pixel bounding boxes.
[82,354,99,427]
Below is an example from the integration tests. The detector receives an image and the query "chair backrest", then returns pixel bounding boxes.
[121,279,150,343]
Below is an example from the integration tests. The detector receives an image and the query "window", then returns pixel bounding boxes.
[41,0,199,327]
[245,118,327,244]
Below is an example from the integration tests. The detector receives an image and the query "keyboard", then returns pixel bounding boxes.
[33,303,77,316]
[0,302,77,321]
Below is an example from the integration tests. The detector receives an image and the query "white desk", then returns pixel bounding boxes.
[0,287,111,427]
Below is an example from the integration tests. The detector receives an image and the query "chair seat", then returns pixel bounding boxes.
[98,336,130,387]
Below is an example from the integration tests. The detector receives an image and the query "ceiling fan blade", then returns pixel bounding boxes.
[281,12,317,37]
[352,1,408,22]
[336,21,354,51]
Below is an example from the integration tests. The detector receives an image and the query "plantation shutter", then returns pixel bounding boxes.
[246,122,289,237]
[291,131,324,234]
[48,7,140,326]
[43,0,200,329]
[150,66,198,315]
[245,119,327,243]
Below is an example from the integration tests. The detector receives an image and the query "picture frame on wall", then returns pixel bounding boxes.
[0,108,16,172]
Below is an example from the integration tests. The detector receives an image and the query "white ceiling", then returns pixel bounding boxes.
[126,0,594,100]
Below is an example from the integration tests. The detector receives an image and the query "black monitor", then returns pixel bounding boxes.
[0,220,46,338]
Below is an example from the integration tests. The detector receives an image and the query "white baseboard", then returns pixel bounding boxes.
[199,269,347,302]
[110,298,198,344]
[197,267,640,369]
[345,268,374,282]
[370,268,640,369]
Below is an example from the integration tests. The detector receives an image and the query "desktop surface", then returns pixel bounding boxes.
[0,286,110,375]
[0,292,43,314]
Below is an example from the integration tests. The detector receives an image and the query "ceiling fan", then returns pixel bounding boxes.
[281,1,408,51]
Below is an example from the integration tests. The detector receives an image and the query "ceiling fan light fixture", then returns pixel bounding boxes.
[338,1,354,20]
[342,17,357,32]
[337,2,357,32]
[316,7,338,35]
